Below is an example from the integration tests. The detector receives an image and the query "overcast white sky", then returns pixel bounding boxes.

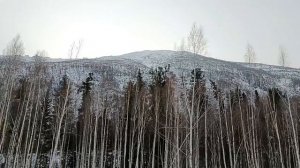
[0,0,299,67]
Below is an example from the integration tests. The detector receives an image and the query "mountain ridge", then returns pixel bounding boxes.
[1,50,299,95]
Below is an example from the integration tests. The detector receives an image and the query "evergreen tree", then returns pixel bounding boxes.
[149,67,167,87]
[191,68,204,84]
[41,86,54,153]
[39,84,54,167]
[78,72,94,126]
[136,69,144,91]
[80,72,94,96]
[77,72,94,164]
[210,80,219,99]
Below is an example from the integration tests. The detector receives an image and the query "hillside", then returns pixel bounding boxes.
[1,50,300,167]
[6,50,299,95]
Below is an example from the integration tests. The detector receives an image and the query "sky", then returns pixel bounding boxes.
[0,0,299,68]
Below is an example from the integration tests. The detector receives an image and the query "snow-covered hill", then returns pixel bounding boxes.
[2,50,300,95]
[115,50,300,95]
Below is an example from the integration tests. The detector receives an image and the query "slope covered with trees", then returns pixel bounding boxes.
[0,54,300,167]
[0,32,300,167]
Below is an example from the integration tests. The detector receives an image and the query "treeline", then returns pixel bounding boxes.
[0,62,300,168]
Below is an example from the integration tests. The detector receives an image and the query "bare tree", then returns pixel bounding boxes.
[2,34,25,71]
[34,50,48,63]
[187,22,207,56]
[75,40,83,59]
[68,40,83,59]
[3,34,25,57]
[279,46,287,67]
[186,22,207,168]
[69,42,76,60]
[35,50,48,57]
[244,43,256,64]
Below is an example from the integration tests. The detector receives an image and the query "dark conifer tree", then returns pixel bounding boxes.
[81,72,94,96]
[77,72,94,165]
[78,72,94,120]
[39,84,54,167]
[41,87,54,152]
[136,69,144,91]
[191,68,205,84]
[210,80,219,99]
[149,66,167,88]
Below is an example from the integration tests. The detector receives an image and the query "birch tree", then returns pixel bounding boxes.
[244,43,256,64]
[187,22,207,56]
[279,46,287,67]
[2,34,25,73]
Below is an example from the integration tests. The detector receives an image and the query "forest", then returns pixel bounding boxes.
[0,55,300,168]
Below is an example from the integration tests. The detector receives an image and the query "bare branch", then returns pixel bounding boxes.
[2,34,25,72]
[187,22,207,56]
[244,43,256,64]
[279,46,287,67]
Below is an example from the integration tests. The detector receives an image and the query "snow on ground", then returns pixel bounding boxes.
[1,50,299,96]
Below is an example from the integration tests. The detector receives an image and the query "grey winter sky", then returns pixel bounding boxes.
[0,0,299,67]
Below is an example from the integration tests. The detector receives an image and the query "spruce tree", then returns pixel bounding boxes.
[78,72,94,124]
[77,72,94,163]
[41,87,54,153]
[191,68,204,84]
[39,84,54,167]
[136,69,144,91]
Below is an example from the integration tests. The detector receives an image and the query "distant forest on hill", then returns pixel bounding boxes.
[0,57,300,168]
